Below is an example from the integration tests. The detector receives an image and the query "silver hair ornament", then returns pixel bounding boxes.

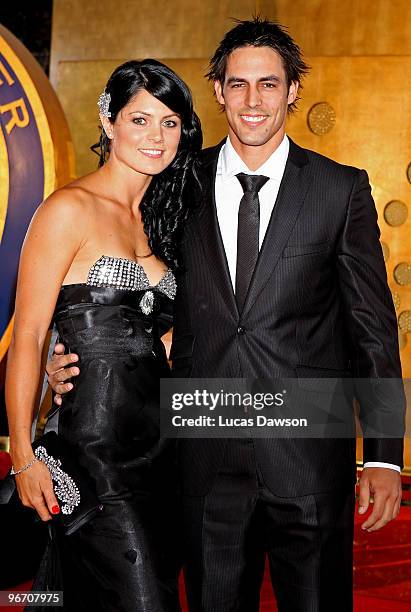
[97,90,111,118]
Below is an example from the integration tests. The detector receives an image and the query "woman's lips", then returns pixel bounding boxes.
[139,149,164,159]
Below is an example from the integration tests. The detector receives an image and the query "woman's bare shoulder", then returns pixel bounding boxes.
[35,171,102,222]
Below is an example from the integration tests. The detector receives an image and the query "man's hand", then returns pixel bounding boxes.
[46,343,80,405]
[358,467,402,531]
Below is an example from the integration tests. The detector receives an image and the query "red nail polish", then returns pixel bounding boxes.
[52,505,60,514]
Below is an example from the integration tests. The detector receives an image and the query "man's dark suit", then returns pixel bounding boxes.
[171,138,405,610]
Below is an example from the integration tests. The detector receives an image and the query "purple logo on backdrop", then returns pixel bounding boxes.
[0,50,45,358]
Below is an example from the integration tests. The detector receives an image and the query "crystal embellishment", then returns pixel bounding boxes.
[34,446,80,515]
[97,90,111,118]
[156,269,178,300]
[140,290,155,315]
[87,255,177,300]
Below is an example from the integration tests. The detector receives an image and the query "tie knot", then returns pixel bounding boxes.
[236,173,269,194]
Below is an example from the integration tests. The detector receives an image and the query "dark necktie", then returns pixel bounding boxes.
[235,173,269,312]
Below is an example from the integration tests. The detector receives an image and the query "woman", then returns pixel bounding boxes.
[6,59,202,610]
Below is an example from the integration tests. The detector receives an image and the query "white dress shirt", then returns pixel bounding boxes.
[215,134,289,287]
[214,134,400,474]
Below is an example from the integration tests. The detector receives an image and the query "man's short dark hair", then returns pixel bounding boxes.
[207,17,309,112]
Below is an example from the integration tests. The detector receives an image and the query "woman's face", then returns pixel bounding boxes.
[102,89,182,175]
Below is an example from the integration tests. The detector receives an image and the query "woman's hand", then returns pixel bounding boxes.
[14,458,60,521]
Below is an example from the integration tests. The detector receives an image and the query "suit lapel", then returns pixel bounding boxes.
[241,139,312,316]
[195,140,239,317]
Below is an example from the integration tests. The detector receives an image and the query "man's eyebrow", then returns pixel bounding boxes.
[225,75,282,84]
[259,75,282,83]
[226,77,247,84]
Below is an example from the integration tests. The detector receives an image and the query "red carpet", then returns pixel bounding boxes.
[2,463,411,611]
[352,494,411,611]
[178,499,411,611]
[0,451,11,480]
[3,574,411,612]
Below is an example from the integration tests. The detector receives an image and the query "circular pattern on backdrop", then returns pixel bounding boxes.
[307,102,336,135]
[393,262,411,286]
[383,200,408,226]
[407,162,411,184]
[381,241,389,262]
[392,291,401,310]
[398,311,411,334]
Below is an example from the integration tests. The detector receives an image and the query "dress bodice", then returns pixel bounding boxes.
[87,255,177,300]
[53,256,176,355]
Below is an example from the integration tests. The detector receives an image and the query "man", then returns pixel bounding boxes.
[48,18,404,612]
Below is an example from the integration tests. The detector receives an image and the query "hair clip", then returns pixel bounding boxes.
[97,90,111,118]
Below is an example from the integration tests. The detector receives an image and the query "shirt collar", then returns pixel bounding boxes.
[217,134,289,181]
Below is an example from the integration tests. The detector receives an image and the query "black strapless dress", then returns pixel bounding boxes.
[49,256,180,611]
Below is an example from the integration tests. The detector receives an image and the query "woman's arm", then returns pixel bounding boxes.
[6,190,85,520]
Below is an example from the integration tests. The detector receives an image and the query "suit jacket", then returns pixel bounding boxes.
[171,138,405,497]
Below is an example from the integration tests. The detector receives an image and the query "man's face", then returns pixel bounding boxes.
[214,46,298,151]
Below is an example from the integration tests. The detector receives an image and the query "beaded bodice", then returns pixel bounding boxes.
[86,255,177,300]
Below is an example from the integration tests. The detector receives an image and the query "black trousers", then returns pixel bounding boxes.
[183,439,355,612]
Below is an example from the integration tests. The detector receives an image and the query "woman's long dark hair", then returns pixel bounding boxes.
[92,59,202,269]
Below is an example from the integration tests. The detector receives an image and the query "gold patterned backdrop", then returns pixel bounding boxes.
[50,0,411,467]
